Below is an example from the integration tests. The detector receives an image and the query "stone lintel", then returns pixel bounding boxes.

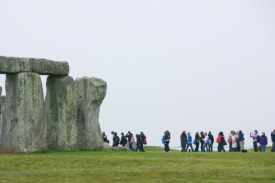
[0,56,69,76]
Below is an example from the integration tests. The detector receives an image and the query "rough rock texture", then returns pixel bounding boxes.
[0,56,69,75]
[0,90,5,143]
[103,146,129,151]
[76,77,107,150]
[103,142,110,148]
[44,76,77,150]
[0,72,47,153]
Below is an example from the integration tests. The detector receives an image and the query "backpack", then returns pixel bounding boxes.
[228,135,232,143]
[162,137,165,144]
[257,135,260,143]
[216,136,222,144]
[116,136,120,144]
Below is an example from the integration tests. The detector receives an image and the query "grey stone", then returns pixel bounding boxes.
[0,95,5,144]
[103,146,129,151]
[76,77,107,150]
[44,76,77,151]
[103,142,110,148]
[0,56,69,75]
[1,72,47,153]
[0,86,2,96]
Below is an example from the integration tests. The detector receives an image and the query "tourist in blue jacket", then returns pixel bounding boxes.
[259,132,268,152]
[271,129,275,152]
[238,130,245,151]
[185,132,194,152]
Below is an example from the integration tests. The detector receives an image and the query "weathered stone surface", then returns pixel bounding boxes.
[0,56,69,75]
[76,77,107,150]
[0,95,5,144]
[44,76,77,150]
[103,142,110,148]
[0,72,47,153]
[103,146,129,151]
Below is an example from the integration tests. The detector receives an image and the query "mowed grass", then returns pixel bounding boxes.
[0,146,274,183]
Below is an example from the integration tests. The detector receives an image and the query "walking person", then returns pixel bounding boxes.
[228,131,233,152]
[185,132,194,152]
[200,132,205,152]
[208,132,214,152]
[102,132,109,143]
[139,132,146,152]
[180,131,187,152]
[236,131,240,152]
[135,134,142,151]
[271,129,275,152]
[164,131,171,152]
[203,132,209,152]
[217,132,225,152]
[194,132,200,152]
[238,130,245,151]
[111,131,119,147]
[259,132,268,152]
[232,131,238,152]
[126,131,135,151]
[250,130,259,152]
[119,133,127,147]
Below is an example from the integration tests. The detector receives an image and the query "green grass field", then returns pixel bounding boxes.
[0,146,274,183]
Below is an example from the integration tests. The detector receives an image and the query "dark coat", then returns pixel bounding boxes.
[120,135,127,145]
[181,133,187,147]
[208,134,214,144]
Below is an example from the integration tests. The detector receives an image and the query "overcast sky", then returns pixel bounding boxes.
[1,1,275,148]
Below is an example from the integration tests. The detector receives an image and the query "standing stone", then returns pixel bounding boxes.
[76,77,107,150]
[1,72,47,153]
[0,86,5,144]
[44,76,77,150]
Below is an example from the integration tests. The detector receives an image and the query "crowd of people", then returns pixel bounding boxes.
[102,129,275,153]
[173,129,275,153]
[102,131,147,152]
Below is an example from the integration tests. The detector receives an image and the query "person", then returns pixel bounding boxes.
[180,131,187,152]
[111,131,119,147]
[119,133,127,146]
[271,129,275,152]
[231,131,238,152]
[250,130,259,152]
[164,131,170,152]
[126,131,135,151]
[136,134,142,151]
[217,132,225,152]
[203,132,209,152]
[227,131,233,152]
[102,132,109,143]
[208,132,214,152]
[194,132,200,152]
[238,130,245,151]
[259,132,268,152]
[139,132,146,152]
[200,132,205,152]
[236,131,240,152]
[185,132,194,152]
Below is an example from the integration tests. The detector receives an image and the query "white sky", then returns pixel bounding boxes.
[1,1,275,148]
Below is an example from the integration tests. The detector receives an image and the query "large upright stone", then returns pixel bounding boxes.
[0,86,5,143]
[44,76,77,150]
[1,72,47,153]
[0,56,69,75]
[76,77,107,150]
